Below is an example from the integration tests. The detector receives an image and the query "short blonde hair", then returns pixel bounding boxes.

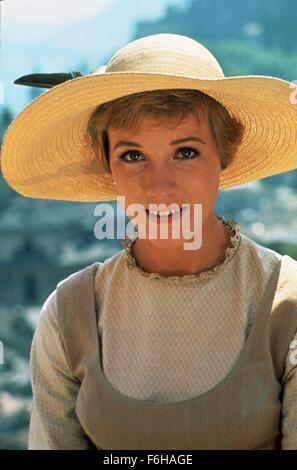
[85,89,244,172]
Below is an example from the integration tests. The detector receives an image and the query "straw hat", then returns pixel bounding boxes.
[1,33,297,202]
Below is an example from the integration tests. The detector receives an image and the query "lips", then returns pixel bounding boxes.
[145,205,184,215]
[145,206,185,218]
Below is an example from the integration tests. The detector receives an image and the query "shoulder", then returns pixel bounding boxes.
[238,232,297,283]
[239,232,282,268]
[35,288,59,336]
[238,232,297,275]
[275,254,297,305]
[56,248,126,291]
[57,261,101,291]
[31,288,68,373]
[237,232,297,304]
[233,232,282,293]
[52,250,126,323]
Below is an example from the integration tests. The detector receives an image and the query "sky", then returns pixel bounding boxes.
[0,0,189,114]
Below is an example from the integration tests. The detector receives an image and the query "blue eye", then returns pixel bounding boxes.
[176,147,199,159]
[118,147,200,163]
[119,151,144,163]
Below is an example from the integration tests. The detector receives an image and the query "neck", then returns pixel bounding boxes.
[131,213,233,277]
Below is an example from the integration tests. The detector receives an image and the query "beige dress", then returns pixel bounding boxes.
[28,216,297,449]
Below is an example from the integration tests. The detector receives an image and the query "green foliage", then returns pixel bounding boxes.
[198,40,297,81]
[136,0,297,62]
[266,242,297,260]
[256,0,297,52]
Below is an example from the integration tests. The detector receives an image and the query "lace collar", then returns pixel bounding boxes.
[122,214,241,283]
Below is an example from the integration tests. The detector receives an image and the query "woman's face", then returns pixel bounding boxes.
[108,108,222,246]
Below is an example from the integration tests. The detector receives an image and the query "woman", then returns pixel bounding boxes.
[1,33,297,450]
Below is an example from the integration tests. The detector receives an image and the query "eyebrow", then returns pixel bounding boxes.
[112,136,206,151]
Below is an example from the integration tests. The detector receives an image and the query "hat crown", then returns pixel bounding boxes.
[104,33,225,80]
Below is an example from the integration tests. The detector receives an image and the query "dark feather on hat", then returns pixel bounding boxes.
[14,72,84,89]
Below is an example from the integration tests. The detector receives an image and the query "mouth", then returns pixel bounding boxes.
[145,205,186,220]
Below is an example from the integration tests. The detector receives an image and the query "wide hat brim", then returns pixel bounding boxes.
[1,71,297,202]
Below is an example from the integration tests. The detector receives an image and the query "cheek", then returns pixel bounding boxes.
[111,167,143,206]
[190,166,220,198]
[113,171,139,191]
[110,163,128,186]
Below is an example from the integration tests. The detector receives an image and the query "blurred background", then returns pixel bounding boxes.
[0,0,297,449]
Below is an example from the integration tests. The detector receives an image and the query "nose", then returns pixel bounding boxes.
[141,163,179,201]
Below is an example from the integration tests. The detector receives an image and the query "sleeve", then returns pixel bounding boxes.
[28,289,96,450]
[281,329,297,450]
